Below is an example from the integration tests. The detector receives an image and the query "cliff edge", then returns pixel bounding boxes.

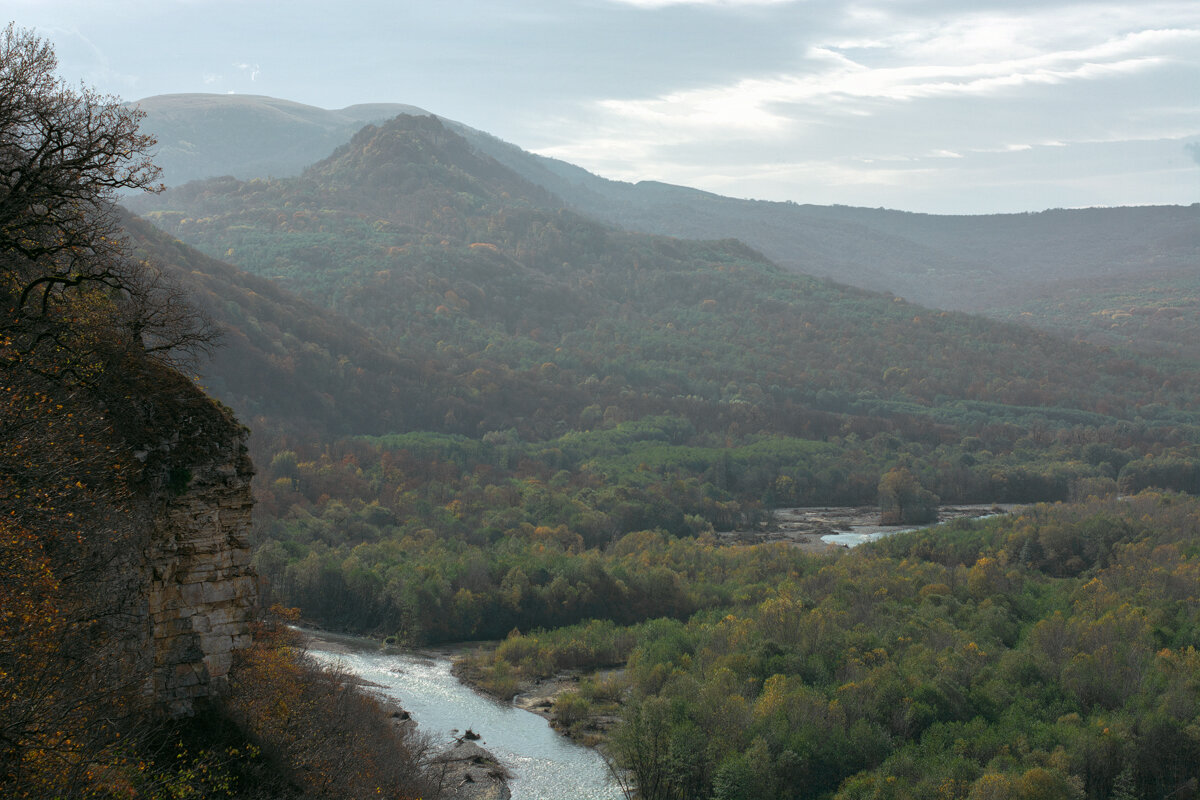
[104,357,260,716]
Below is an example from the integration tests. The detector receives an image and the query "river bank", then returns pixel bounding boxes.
[307,628,608,747]
[303,630,623,800]
[451,654,623,749]
[448,503,1019,750]
[299,504,1015,795]
[718,503,1015,551]
[303,630,512,799]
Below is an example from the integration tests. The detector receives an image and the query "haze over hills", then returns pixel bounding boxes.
[115,110,1200,660]
[133,94,428,187]
[133,93,1199,329]
[455,129,1200,314]
[121,211,437,438]
[127,113,1199,448]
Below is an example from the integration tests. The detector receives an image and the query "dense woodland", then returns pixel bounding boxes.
[119,114,1200,798]
[7,39,1200,799]
[135,93,1200,322]
[127,115,1200,644]
[995,267,1200,362]
[463,493,1200,800]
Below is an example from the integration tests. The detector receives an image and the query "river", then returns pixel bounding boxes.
[717,504,1010,550]
[819,507,1009,547]
[306,632,623,800]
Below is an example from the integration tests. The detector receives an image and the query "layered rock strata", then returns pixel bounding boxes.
[108,360,259,717]
[147,432,257,716]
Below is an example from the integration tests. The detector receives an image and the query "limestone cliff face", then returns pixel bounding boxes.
[111,360,259,717]
[147,432,257,716]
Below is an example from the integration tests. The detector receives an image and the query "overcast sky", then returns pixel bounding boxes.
[13,0,1200,214]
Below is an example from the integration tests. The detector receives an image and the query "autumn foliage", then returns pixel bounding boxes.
[224,610,440,799]
[1,23,441,800]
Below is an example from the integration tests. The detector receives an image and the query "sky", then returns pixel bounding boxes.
[12,0,1200,214]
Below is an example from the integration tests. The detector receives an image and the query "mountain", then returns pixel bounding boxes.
[132,94,1200,339]
[131,94,427,188]
[121,210,459,439]
[453,127,1200,315]
[989,263,1200,361]
[126,114,1200,452]
[113,99,1200,800]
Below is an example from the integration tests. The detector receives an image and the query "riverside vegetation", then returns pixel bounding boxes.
[125,114,1200,798]
[461,492,1200,800]
[129,113,1200,640]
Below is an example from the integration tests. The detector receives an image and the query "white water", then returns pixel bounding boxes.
[820,524,915,547]
[821,510,1005,548]
[307,634,623,800]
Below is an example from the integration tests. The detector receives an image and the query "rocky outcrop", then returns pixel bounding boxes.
[108,359,259,717]
[147,430,257,716]
[436,739,512,800]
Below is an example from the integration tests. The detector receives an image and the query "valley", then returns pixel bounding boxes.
[115,107,1200,799]
[133,93,1200,345]
[306,630,619,800]
[6,59,1200,798]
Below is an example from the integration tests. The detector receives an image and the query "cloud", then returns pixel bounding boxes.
[233,62,261,81]
[1187,142,1200,165]
[605,0,795,7]
[531,1,1200,211]
[595,26,1197,140]
[544,4,1198,168]
[35,24,143,94]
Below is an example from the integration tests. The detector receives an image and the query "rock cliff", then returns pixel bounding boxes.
[112,359,260,716]
[147,426,257,716]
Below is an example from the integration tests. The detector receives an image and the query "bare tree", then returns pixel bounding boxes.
[0,23,218,797]
[0,21,214,370]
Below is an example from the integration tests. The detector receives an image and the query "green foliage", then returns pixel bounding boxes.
[878,467,939,524]
[242,413,1200,646]
[131,116,1200,456]
[551,691,592,732]
[125,116,1200,677]
[113,104,1200,800]
[224,618,440,799]
[585,493,1200,800]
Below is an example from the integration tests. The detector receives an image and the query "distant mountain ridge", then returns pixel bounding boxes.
[127,113,1200,452]
[133,93,1199,326]
[131,94,428,187]
[450,126,1200,314]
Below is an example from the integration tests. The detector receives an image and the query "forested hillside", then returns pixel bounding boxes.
[129,115,1200,436]
[432,123,1200,320]
[12,20,1199,800]
[132,94,1199,335]
[994,265,1200,362]
[122,212,438,437]
[113,105,1200,799]
[119,113,1200,647]
[0,28,440,799]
